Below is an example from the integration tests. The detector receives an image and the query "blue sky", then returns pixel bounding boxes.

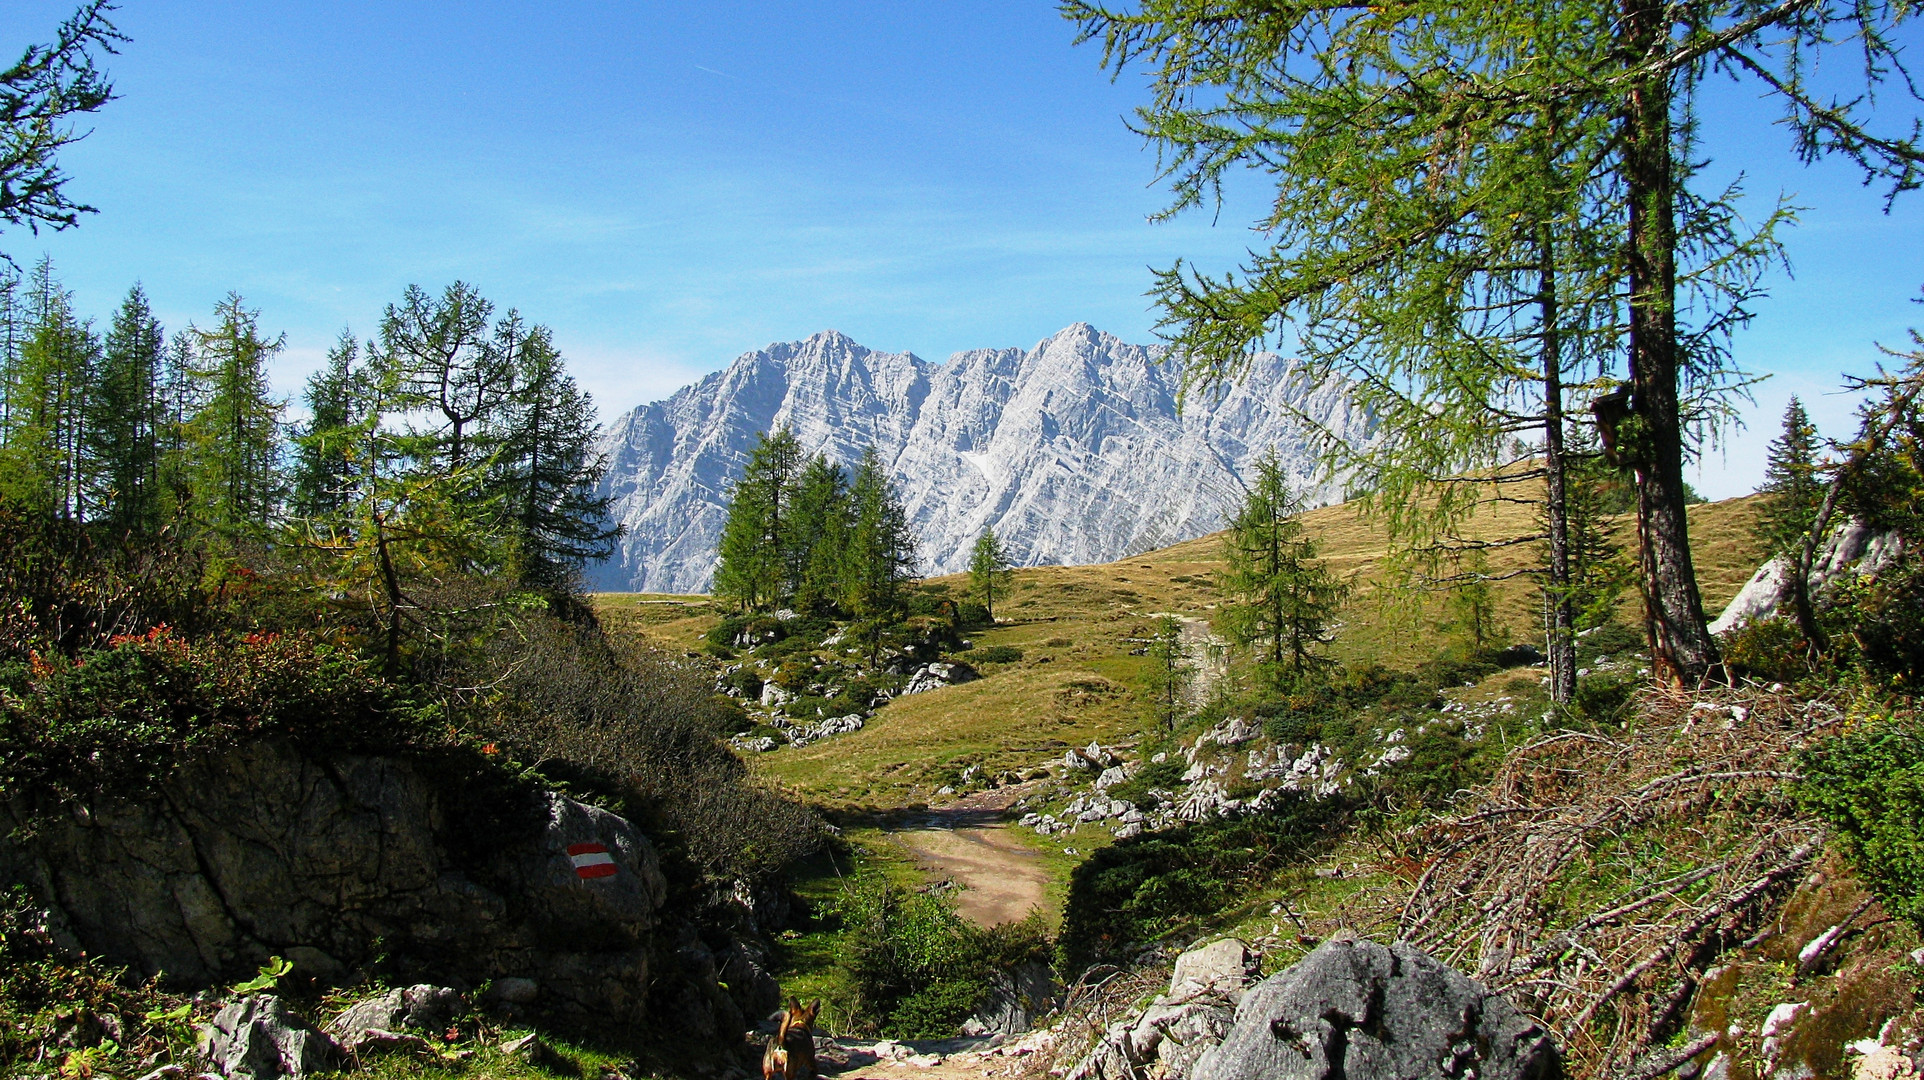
[3,2,1923,499]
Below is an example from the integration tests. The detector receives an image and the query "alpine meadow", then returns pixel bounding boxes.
[4,5,1924,1080]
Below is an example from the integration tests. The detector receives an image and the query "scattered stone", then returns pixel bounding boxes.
[1190,938,1559,1080]
[326,985,464,1044]
[199,994,341,1080]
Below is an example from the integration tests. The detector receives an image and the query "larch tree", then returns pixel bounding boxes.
[289,331,372,521]
[187,294,284,546]
[713,428,804,611]
[1220,451,1345,679]
[844,446,916,618]
[0,264,96,519]
[1065,0,1922,686]
[968,529,1013,623]
[787,453,852,613]
[0,2,123,258]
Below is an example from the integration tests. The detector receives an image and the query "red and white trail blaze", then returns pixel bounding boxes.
[567,842,617,880]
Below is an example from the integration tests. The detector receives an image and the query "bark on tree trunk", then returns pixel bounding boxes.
[1540,232,1577,705]
[1622,0,1720,687]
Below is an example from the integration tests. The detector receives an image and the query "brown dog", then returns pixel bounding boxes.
[762,999,820,1080]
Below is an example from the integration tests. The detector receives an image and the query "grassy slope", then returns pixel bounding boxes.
[595,495,1766,818]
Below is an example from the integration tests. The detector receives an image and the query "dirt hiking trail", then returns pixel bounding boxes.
[884,788,1052,927]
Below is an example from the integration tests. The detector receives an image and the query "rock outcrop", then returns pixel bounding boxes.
[1193,938,1560,1080]
[1710,519,1906,635]
[592,324,1374,592]
[0,739,760,1036]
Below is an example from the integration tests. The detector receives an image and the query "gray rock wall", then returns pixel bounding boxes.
[0,739,761,1032]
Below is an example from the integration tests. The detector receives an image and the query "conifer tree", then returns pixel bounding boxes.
[187,294,284,544]
[1756,397,1823,559]
[1144,613,1191,729]
[713,428,804,611]
[490,325,619,587]
[787,453,851,612]
[1221,451,1345,679]
[378,282,513,478]
[290,331,370,521]
[968,529,1012,623]
[90,283,166,533]
[0,263,96,518]
[844,446,916,618]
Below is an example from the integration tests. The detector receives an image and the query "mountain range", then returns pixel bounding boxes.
[589,323,1373,594]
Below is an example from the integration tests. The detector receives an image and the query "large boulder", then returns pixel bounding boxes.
[0,739,680,1026]
[1192,938,1560,1080]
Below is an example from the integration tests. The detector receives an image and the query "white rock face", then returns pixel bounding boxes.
[590,323,1375,593]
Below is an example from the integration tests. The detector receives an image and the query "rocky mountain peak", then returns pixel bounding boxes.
[590,325,1373,593]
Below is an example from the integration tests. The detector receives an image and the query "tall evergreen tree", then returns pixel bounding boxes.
[0,263,96,518]
[968,529,1012,623]
[787,453,851,612]
[290,331,370,520]
[0,267,22,442]
[1756,397,1823,559]
[713,428,804,611]
[187,293,284,544]
[379,282,513,478]
[490,325,619,588]
[1220,452,1345,678]
[843,446,916,618]
[89,283,166,533]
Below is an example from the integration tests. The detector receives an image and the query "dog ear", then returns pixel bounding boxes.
[802,1000,821,1025]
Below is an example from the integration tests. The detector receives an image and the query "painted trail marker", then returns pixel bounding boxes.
[567,842,617,880]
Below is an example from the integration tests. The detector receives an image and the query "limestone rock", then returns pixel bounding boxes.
[199,995,339,1080]
[326,985,464,1044]
[591,324,1374,592]
[1711,520,1906,635]
[964,961,1059,1037]
[0,739,677,1027]
[1191,938,1560,1080]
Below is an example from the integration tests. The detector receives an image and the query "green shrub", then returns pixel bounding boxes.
[1106,758,1185,806]
[828,874,1048,1038]
[1721,616,1816,684]
[1797,717,1924,928]
[973,645,1023,665]
[1571,671,1638,723]
[1058,795,1347,971]
[0,628,407,801]
[1829,556,1924,687]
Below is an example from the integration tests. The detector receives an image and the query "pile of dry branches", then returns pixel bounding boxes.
[1381,686,1845,1078]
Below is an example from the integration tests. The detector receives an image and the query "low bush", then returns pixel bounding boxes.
[1057,794,1348,971]
[1721,616,1818,684]
[1571,671,1638,724]
[972,645,1023,665]
[827,874,1048,1039]
[1106,758,1185,806]
[1797,715,1924,928]
[456,618,826,887]
[0,628,408,802]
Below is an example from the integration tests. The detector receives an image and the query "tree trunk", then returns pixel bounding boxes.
[1539,231,1577,705]
[1621,0,1720,686]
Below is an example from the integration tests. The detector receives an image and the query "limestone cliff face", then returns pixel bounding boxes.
[592,324,1374,593]
[0,740,773,1036]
